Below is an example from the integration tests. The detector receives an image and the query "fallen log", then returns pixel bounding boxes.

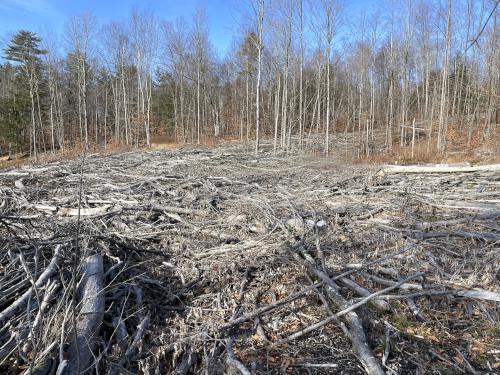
[32,204,112,217]
[368,274,500,302]
[58,205,111,217]
[455,289,500,302]
[57,254,104,375]
[377,163,500,176]
[415,211,500,230]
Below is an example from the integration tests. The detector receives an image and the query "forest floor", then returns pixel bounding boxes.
[0,142,499,374]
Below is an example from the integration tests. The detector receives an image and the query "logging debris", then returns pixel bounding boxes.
[0,144,499,374]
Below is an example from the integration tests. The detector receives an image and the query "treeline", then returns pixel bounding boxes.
[0,0,498,160]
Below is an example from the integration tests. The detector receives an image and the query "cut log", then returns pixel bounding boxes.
[32,205,112,217]
[58,205,111,217]
[377,163,500,177]
[57,254,104,375]
[455,289,500,302]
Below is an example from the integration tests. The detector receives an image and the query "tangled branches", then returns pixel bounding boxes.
[0,144,499,374]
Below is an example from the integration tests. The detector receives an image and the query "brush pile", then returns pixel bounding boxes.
[0,144,499,374]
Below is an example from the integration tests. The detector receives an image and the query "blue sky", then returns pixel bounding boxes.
[0,0,241,55]
[0,0,376,57]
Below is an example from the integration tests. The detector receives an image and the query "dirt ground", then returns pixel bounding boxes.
[0,142,499,374]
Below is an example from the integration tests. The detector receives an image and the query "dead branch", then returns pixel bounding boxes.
[0,245,62,325]
[1,147,498,374]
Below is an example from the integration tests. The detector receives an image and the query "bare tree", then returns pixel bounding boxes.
[191,8,212,144]
[131,7,158,147]
[66,13,95,149]
[321,0,337,156]
[251,0,264,153]
[0,0,498,161]
[437,0,452,153]
[162,18,190,142]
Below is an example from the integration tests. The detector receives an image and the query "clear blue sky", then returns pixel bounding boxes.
[0,0,376,57]
[0,0,241,56]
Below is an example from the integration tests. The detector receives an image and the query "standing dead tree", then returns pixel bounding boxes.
[251,0,264,154]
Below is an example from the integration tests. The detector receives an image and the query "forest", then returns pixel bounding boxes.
[0,0,498,161]
[0,1,499,374]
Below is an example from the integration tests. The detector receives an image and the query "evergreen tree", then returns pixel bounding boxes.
[0,63,31,149]
[3,30,46,160]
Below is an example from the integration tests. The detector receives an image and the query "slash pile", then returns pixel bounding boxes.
[0,143,499,374]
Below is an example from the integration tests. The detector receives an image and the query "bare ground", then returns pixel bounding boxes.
[0,143,499,374]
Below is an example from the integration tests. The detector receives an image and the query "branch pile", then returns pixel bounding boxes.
[0,145,499,374]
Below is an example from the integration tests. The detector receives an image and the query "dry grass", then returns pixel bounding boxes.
[365,124,500,165]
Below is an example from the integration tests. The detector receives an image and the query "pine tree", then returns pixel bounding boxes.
[4,30,47,161]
